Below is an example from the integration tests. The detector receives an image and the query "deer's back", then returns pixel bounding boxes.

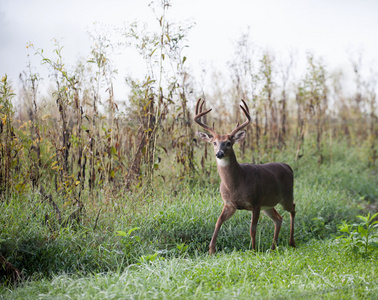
[239,162,294,210]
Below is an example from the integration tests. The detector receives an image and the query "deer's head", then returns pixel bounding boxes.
[194,99,251,162]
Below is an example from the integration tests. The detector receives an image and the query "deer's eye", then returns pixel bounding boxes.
[213,142,217,146]
[226,142,231,147]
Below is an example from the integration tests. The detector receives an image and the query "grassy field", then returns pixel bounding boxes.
[2,241,377,300]
[1,141,377,299]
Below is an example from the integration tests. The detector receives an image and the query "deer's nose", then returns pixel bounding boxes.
[216,151,224,159]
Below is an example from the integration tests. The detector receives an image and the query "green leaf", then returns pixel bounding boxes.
[116,231,127,237]
[370,212,378,220]
[143,100,152,111]
[358,225,368,237]
[138,252,159,264]
[338,222,350,233]
[111,146,117,155]
[150,48,157,57]
[127,227,140,236]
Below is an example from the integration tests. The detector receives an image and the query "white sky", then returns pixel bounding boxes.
[1,0,378,100]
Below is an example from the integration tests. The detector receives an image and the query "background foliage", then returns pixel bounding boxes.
[0,1,377,298]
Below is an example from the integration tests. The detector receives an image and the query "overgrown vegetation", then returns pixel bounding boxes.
[0,0,377,298]
[337,212,378,256]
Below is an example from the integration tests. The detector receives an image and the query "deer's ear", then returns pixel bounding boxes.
[196,131,213,142]
[231,130,246,143]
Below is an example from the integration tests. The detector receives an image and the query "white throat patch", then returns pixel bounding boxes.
[216,157,230,167]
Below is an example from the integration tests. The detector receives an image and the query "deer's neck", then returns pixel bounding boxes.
[216,150,242,190]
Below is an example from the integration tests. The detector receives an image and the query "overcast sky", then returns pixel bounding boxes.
[1,0,378,99]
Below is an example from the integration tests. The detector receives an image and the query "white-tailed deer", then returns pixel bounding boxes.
[194,98,296,254]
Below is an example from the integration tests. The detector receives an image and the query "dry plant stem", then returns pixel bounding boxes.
[148,2,168,186]
[40,186,62,224]
[0,76,15,200]
[93,208,102,231]
[125,131,146,189]
[0,254,22,284]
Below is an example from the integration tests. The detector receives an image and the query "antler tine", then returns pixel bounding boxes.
[194,98,217,136]
[195,98,202,115]
[229,100,251,136]
[199,100,206,114]
[241,99,250,114]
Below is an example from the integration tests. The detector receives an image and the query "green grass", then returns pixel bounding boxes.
[2,241,376,299]
[1,140,377,298]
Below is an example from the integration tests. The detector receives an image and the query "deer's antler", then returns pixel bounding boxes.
[194,98,217,136]
[228,99,251,136]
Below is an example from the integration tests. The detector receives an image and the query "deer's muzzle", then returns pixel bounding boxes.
[216,151,225,159]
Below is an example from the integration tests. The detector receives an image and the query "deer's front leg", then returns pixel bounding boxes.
[250,207,261,250]
[209,205,236,255]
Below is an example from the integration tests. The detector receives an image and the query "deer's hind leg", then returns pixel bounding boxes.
[281,196,296,248]
[263,208,283,250]
[289,203,296,247]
